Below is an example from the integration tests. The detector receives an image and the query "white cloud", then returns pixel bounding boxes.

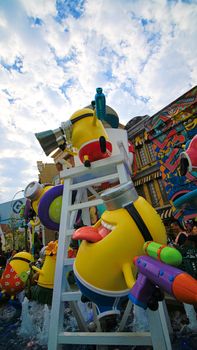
[19,0,56,18]
[0,0,196,203]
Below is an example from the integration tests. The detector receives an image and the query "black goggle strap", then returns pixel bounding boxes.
[124,203,153,242]
[11,257,32,264]
[71,113,94,124]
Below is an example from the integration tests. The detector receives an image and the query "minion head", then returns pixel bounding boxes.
[24,181,53,214]
[24,181,44,201]
[10,251,34,275]
[61,108,97,151]
[99,181,166,246]
[70,108,94,123]
[68,108,109,150]
[74,181,167,250]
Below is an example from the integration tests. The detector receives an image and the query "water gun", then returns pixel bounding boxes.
[94,87,119,128]
[94,87,106,121]
[129,241,197,310]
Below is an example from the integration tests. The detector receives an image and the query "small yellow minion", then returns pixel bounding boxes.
[0,251,34,297]
[32,240,58,289]
[29,241,58,305]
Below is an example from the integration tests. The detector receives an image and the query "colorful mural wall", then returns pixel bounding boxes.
[144,86,197,223]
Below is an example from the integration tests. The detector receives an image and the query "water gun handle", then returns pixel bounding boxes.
[129,273,161,310]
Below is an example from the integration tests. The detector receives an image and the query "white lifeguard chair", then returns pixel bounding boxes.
[48,131,172,350]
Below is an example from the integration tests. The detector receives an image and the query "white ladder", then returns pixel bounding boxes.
[48,151,172,350]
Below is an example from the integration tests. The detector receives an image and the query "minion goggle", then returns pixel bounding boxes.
[100,181,153,242]
[61,112,94,131]
[60,112,94,147]
[11,256,32,263]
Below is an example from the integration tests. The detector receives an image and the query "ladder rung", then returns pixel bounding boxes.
[61,291,81,301]
[58,332,152,346]
[69,198,103,211]
[70,172,119,190]
[64,258,75,266]
[60,153,125,180]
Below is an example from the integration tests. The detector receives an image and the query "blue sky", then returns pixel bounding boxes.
[0,0,197,203]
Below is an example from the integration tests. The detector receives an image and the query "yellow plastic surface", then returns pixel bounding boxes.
[74,196,167,293]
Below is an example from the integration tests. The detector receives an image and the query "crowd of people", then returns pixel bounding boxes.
[169,220,197,276]
[170,220,197,249]
[168,219,197,332]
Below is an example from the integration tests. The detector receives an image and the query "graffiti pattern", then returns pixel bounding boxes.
[145,86,197,222]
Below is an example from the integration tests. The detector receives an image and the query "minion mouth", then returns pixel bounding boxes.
[98,220,115,238]
[72,220,115,243]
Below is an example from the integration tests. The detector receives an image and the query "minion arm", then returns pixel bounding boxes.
[122,263,135,289]
[93,109,98,126]
[32,265,44,275]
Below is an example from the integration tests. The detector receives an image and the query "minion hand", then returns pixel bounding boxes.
[146,287,164,311]
[19,271,29,283]
[29,261,35,268]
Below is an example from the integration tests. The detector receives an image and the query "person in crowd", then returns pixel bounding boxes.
[187,224,197,249]
[0,248,6,269]
[0,248,7,278]
[170,220,188,247]
[28,246,45,290]
[6,249,18,264]
[34,232,43,257]
[5,249,11,261]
